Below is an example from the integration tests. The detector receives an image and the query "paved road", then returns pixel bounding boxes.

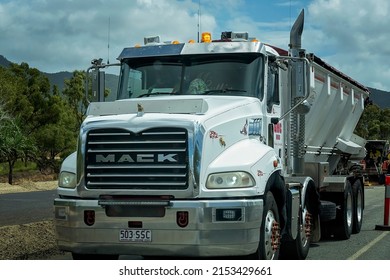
[0,190,57,226]
[307,185,390,260]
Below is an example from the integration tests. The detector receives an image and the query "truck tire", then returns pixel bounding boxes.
[279,201,311,260]
[72,253,119,260]
[352,179,364,234]
[249,192,280,260]
[333,181,354,240]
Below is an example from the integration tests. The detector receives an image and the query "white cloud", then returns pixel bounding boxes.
[305,0,390,90]
[0,0,216,72]
[0,0,389,91]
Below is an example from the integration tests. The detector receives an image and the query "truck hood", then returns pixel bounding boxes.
[86,96,259,120]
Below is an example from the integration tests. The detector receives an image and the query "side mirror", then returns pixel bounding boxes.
[91,69,105,102]
[86,59,120,103]
[295,99,311,114]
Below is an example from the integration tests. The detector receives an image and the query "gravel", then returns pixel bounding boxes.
[0,179,66,260]
[0,220,65,260]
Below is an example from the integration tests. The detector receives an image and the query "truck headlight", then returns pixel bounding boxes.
[59,171,76,189]
[206,172,255,189]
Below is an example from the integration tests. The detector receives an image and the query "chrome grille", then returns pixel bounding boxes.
[85,127,188,190]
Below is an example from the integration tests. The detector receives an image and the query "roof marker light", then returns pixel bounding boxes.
[201,32,211,43]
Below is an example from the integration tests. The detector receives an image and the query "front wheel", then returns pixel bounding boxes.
[250,192,281,260]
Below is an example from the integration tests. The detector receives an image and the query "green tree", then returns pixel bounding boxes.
[1,63,61,135]
[62,70,89,128]
[0,118,36,184]
[0,101,9,130]
[355,104,390,141]
[61,70,110,129]
[0,63,65,180]
[33,95,78,174]
[356,104,377,139]
[380,108,390,139]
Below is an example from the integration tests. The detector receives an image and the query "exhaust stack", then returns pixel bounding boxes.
[289,9,307,176]
[289,9,304,58]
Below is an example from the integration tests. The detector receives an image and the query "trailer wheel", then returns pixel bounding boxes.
[352,179,364,234]
[250,192,280,260]
[333,181,354,240]
[72,253,119,260]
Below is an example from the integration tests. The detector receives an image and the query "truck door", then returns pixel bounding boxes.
[266,63,284,161]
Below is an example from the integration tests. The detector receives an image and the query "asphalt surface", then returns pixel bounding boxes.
[307,185,390,260]
[0,190,57,226]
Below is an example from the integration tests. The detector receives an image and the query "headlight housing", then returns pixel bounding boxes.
[59,171,76,189]
[206,171,255,189]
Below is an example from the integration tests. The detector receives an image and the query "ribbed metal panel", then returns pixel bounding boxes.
[85,127,188,190]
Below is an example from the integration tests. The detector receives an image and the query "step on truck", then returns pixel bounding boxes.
[54,10,369,260]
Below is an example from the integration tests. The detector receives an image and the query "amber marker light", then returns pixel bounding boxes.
[201,32,211,43]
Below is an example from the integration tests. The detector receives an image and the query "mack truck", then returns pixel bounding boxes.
[54,10,369,260]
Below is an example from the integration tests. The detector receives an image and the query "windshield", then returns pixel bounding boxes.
[117,54,264,99]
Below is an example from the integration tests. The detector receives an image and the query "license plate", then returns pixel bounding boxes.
[119,229,152,242]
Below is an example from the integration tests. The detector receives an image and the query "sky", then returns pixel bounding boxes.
[0,0,389,91]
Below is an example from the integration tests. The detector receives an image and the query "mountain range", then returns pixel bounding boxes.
[1,54,389,108]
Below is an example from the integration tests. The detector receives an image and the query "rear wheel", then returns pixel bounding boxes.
[333,181,354,239]
[280,202,312,260]
[250,192,281,260]
[352,179,364,233]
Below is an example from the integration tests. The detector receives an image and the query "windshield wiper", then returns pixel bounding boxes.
[201,89,247,95]
[137,92,174,98]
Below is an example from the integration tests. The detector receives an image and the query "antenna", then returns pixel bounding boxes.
[107,16,110,64]
[197,0,201,42]
[289,0,291,29]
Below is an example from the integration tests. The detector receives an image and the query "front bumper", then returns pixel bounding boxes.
[54,197,263,257]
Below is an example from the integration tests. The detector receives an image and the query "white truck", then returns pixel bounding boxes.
[54,10,369,260]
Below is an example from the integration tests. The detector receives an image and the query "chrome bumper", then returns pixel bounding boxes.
[54,198,263,257]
